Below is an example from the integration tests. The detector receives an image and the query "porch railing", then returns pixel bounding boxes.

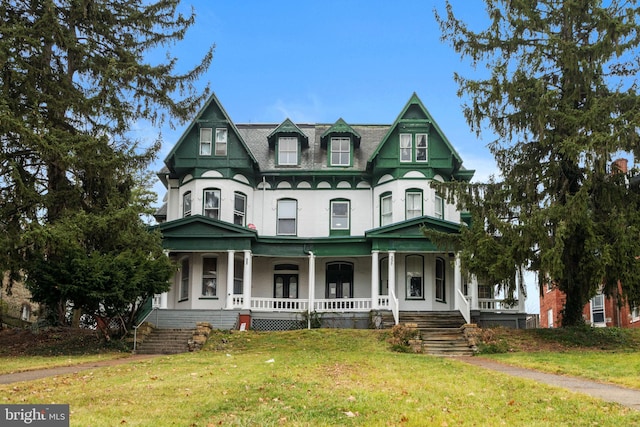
[478,298,519,312]
[249,297,372,312]
[455,289,471,324]
[313,298,371,312]
[251,297,309,311]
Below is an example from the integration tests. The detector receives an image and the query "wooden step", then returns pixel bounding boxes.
[136,328,195,355]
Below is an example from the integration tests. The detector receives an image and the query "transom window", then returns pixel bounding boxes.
[183,191,192,217]
[278,136,298,165]
[203,189,220,219]
[200,128,212,155]
[381,193,392,226]
[435,257,446,302]
[330,137,351,166]
[215,128,228,156]
[330,200,350,230]
[406,255,424,300]
[201,257,217,297]
[277,199,297,235]
[405,190,423,219]
[234,192,246,226]
[400,133,412,162]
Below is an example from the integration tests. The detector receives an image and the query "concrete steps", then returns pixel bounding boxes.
[136,328,194,355]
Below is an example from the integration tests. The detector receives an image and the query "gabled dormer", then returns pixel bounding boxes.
[162,92,258,182]
[320,118,361,167]
[367,93,474,182]
[267,118,309,166]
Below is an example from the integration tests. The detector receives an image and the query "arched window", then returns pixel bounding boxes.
[203,189,220,219]
[183,191,192,217]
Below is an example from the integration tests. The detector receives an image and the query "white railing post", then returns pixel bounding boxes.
[389,287,399,325]
[456,288,471,324]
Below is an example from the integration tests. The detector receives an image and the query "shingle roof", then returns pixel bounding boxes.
[237,123,390,172]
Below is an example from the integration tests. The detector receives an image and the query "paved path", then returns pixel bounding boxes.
[455,356,640,411]
[0,355,158,385]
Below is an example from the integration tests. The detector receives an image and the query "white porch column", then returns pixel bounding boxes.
[371,250,379,310]
[226,250,235,309]
[454,254,462,299]
[518,273,526,313]
[243,250,252,309]
[388,251,396,297]
[308,252,316,329]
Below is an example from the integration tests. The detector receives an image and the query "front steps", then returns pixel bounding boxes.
[385,311,477,356]
[135,328,195,354]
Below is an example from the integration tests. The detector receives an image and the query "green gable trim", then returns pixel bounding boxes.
[267,118,309,148]
[320,118,362,148]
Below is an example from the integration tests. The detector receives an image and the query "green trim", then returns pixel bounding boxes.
[320,118,361,148]
[267,118,309,148]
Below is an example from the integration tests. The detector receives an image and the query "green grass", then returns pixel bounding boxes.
[478,326,640,390]
[0,353,130,375]
[2,329,639,426]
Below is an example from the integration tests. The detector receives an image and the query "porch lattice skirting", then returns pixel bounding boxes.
[251,318,304,331]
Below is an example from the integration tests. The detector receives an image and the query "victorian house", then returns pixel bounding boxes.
[149,92,528,331]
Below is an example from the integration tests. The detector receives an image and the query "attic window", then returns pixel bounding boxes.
[200,128,212,155]
[330,137,351,166]
[215,128,228,156]
[278,137,298,165]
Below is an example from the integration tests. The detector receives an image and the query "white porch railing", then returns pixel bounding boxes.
[251,297,309,311]
[313,298,371,312]
[455,289,471,324]
[377,296,390,309]
[232,295,244,309]
[478,298,519,312]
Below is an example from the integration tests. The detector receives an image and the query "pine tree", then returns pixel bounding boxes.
[436,0,640,326]
[0,1,212,329]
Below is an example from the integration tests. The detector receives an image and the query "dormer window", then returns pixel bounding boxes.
[330,137,351,166]
[215,128,228,156]
[278,137,298,165]
[200,128,212,155]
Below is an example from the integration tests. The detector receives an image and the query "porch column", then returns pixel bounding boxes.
[243,250,252,310]
[518,274,526,313]
[159,292,168,309]
[454,253,462,299]
[308,251,316,328]
[226,250,235,309]
[388,251,396,297]
[371,250,379,310]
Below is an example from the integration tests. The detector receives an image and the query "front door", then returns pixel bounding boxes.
[326,262,353,299]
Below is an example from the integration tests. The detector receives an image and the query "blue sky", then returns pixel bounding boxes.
[139,0,540,312]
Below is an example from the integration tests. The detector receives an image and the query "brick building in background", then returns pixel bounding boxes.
[540,159,640,328]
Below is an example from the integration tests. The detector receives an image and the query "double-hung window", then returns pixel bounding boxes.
[330,137,350,166]
[183,191,192,217]
[400,133,412,162]
[278,137,298,165]
[277,199,297,235]
[233,192,246,226]
[380,193,393,226]
[406,255,424,299]
[416,133,428,162]
[405,190,423,219]
[434,194,444,219]
[200,128,212,155]
[201,257,217,297]
[435,257,446,302]
[330,200,350,231]
[215,128,228,156]
[180,258,190,301]
[203,189,220,219]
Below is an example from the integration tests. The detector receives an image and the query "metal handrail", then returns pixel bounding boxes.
[133,307,158,353]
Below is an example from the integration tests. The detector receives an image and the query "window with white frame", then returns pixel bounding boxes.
[547,308,554,328]
[400,133,412,162]
[203,189,220,219]
[183,191,192,217]
[632,306,640,322]
[405,190,423,219]
[215,128,228,156]
[380,193,392,226]
[416,133,428,162]
[591,294,605,325]
[233,192,246,226]
[180,258,190,301]
[278,136,298,165]
[406,255,423,299]
[330,200,350,230]
[277,199,297,235]
[330,137,351,166]
[434,194,444,219]
[435,257,446,302]
[200,128,212,155]
[201,257,217,297]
